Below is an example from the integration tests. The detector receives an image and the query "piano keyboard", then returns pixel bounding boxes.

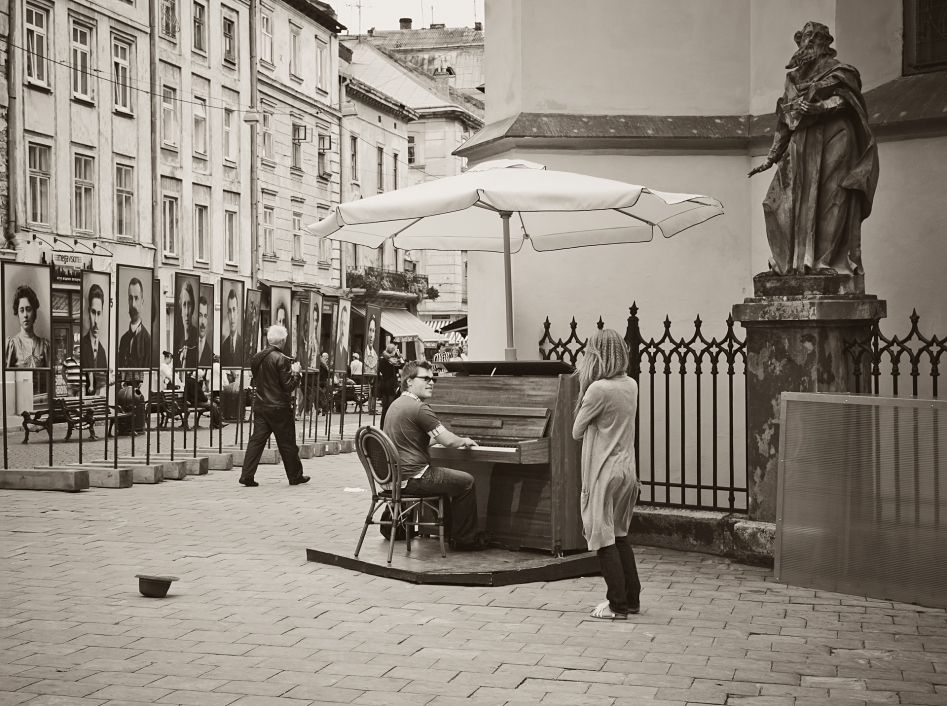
[432,443,517,452]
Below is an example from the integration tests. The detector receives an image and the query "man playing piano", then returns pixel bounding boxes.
[385,360,491,551]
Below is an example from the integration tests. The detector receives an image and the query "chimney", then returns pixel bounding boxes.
[430,23,445,29]
[474,21,482,31]
[367,27,374,37]
[399,17,412,30]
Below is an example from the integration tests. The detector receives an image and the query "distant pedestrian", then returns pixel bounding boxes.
[572,329,641,620]
[239,325,309,487]
[349,352,363,377]
[62,344,86,397]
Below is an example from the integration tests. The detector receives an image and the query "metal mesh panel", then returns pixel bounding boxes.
[363,434,393,488]
[777,394,947,608]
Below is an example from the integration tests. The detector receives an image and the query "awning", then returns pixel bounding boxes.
[381,308,448,346]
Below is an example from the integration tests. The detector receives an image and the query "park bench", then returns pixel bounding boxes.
[20,397,132,444]
[155,390,210,430]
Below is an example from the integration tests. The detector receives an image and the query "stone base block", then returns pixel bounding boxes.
[752,271,865,297]
[324,440,341,455]
[339,439,355,453]
[122,458,188,480]
[194,450,235,470]
[629,506,775,567]
[298,443,323,459]
[228,448,280,466]
[145,454,208,475]
[307,442,326,457]
[0,468,89,492]
[67,462,164,484]
[43,465,134,488]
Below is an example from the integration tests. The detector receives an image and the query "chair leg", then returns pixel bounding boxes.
[354,499,379,558]
[438,497,446,557]
[387,500,400,565]
[405,504,414,554]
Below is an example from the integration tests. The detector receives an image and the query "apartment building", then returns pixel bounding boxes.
[256,0,343,287]
[154,0,253,353]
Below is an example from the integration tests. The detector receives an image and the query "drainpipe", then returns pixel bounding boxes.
[249,0,260,289]
[149,0,160,269]
[7,1,20,245]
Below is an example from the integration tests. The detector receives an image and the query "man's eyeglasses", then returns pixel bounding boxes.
[413,374,435,384]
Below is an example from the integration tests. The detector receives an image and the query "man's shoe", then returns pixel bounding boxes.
[451,531,492,551]
[289,475,310,486]
[239,478,259,487]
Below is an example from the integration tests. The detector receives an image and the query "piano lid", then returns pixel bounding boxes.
[444,360,574,376]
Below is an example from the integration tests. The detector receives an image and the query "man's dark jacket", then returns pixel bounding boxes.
[251,345,298,409]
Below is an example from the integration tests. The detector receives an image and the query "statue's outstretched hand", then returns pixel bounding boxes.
[748,159,775,178]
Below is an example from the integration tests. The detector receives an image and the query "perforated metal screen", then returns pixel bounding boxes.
[776,393,947,609]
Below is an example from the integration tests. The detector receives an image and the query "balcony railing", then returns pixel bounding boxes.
[346,266,429,298]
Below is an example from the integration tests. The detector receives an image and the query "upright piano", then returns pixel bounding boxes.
[428,361,584,555]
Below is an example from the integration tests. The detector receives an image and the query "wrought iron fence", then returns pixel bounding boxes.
[843,311,945,529]
[540,305,748,512]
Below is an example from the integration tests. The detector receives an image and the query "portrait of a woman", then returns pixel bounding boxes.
[5,284,50,369]
[363,315,379,376]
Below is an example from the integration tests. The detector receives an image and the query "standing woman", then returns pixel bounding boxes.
[572,328,641,620]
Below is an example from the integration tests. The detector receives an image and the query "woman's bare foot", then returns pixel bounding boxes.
[590,600,627,620]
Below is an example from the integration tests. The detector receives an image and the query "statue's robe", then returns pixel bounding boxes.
[763,57,879,275]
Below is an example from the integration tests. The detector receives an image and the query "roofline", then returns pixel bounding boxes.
[282,0,346,33]
[344,77,420,121]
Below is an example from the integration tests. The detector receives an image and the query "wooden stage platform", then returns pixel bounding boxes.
[307,536,600,587]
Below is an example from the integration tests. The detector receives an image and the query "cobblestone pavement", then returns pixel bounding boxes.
[1,453,945,706]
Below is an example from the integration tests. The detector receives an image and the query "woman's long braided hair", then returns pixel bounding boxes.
[574,328,629,415]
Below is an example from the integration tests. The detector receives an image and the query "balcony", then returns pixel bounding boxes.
[346,266,430,303]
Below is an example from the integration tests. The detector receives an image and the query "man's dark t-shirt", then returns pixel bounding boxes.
[384,393,444,476]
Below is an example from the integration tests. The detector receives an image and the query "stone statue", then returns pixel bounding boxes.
[749,21,879,277]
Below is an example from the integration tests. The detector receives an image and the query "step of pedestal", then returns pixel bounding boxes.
[0,468,89,492]
[41,465,133,488]
[67,462,164,484]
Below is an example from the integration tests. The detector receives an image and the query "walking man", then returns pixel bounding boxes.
[239,325,309,487]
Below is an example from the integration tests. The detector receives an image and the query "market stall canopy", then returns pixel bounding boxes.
[353,307,448,346]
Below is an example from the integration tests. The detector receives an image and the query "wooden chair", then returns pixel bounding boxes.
[354,425,445,564]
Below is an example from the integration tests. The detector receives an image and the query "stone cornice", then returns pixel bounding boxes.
[344,78,420,122]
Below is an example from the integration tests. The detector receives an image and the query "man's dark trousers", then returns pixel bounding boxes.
[240,406,304,482]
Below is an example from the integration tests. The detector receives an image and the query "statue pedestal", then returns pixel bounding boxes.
[732,273,886,522]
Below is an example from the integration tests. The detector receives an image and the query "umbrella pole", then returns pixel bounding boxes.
[501,212,517,361]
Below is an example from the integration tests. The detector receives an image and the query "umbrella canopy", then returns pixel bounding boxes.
[309,160,723,359]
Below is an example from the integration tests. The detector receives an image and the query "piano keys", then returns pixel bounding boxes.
[428,361,584,555]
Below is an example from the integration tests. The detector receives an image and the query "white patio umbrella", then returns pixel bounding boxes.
[308,159,723,360]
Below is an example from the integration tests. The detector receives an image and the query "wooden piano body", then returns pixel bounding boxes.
[429,362,584,555]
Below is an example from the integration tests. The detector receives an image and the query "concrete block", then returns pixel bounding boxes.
[194,450,235,470]
[130,465,163,484]
[339,439,355,453]
[306,442,327,458]
[0,468,89,492]
[140,454,207,476]
[42,465,134,489]
[324,440,341,455]
[228,448,280,466]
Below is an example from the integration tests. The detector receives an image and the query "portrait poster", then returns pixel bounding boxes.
[269,285,293,357]
[2,262,52,371]
[220,279,244,369]
[197,283,215,368]
[80,271,110,372]
[363,305,381,377]
[173,272,201,370]
[323,298,338,372]
[334,298,351,373]
[115,265,153,371]
[243,289,262,364]
[152,278,161,368]
[297,296,310,368]
[306,292,322,370]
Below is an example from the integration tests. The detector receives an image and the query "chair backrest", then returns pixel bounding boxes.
[355,425,404,499]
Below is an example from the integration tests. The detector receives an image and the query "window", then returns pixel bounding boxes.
[222,16,236,64]
[393,153,399,190]
[262,111,274,160]
[261,13,273,63]
[194,204,208,262]
[407,136,416,164]
[904,1,947,74]
[113,39,132,111]
[263,205,275,255]
[377,146,384,192]
[193,97,208,155]
[115,164,134,238]
[293,212,303,260]
[225,210,237,263]
[193,1,207,53]
[350,136,358,181]
[160,0,178,39]
[71,22,92,100]
[316,39,327,90]
[162,86,178,147]
[291,124,303,169]
[25,6,49,86]
[223,108,235,162]
[290,27,301,76]
[162,195,178,254]
[27,143,50,225]
[318,133,329,175]
[74,155,95,232]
